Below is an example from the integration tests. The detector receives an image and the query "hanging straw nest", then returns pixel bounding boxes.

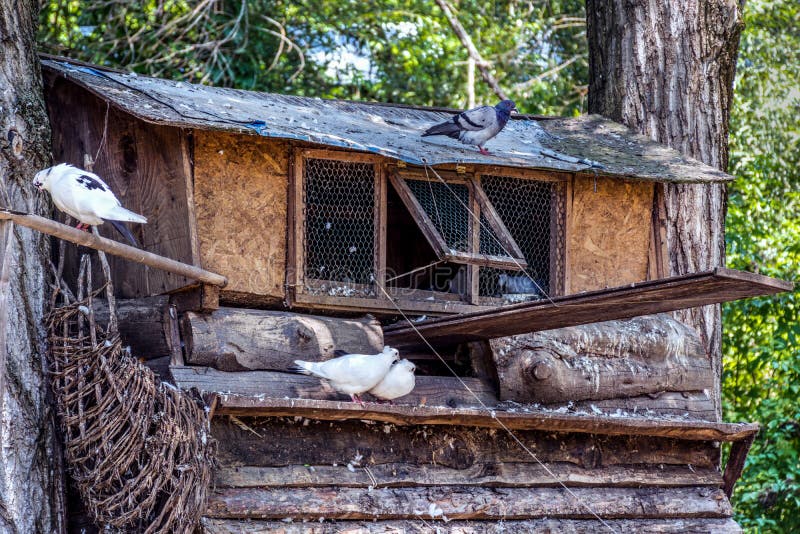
[46,252,215,533]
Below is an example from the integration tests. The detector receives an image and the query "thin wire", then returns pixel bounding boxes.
[385,259,445,284]
[421,163,559,307]
[375,283,617,533]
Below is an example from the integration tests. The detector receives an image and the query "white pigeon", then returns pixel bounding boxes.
[32,163,147,246]
[289,346,400,405]
[368,359,416,403]
[422,100,516,155]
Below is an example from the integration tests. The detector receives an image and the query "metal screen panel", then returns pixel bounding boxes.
[303,158,375,295]
[479,175,553,299]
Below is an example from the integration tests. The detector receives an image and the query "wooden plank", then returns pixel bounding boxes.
[299,147,383,163]
[170,366,497,408]
[564,391,717,420]
[212,417,719,469]
[210,395,759,442]
[374,162,387,298]
[214,463,722,489]
[204,486,733,520]
[180,309,383,371]
[0,210,227,286]
[383,268,793,349]
[130,120,198,295]
[201,517,743,533]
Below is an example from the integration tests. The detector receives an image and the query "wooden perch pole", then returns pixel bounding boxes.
[434,0,509,101]
[0,210,227,287]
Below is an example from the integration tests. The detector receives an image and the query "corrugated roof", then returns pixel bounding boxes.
[42,58,732,183]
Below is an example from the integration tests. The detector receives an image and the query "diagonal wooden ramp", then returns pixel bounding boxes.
[383,268,792,350]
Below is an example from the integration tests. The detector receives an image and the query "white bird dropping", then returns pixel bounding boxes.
[368,359,416,403]
[32,163,147,246]
[289,346,400,405]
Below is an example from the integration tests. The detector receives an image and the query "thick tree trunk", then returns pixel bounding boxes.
[586,0,744,419]
[0,1,64,532]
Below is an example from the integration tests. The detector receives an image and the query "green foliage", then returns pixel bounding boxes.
[37,0,587,115]
[723,0,800,530]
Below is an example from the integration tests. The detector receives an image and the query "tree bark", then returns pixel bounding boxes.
[0,1,64,532]
[586,0,744,419]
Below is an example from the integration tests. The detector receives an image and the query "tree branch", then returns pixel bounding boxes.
[434,0,509,101]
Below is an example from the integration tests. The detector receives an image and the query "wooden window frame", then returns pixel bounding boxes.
[288,147,567,314]
[474,170,570,305]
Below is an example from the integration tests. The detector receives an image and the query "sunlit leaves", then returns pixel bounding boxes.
[723,0,800,530]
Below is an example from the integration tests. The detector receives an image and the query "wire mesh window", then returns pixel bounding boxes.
[404,178,471,253]
[302,158,375,296]
[479,175,556,300]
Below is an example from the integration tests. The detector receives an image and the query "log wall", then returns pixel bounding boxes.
[201,416,736,530]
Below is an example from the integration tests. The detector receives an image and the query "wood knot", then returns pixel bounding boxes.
[530,361,553,380]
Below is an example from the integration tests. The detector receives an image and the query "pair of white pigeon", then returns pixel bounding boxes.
[291,346,416,405]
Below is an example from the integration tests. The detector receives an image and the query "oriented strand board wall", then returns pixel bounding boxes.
[568,176,653,293]
[194,131,288,301]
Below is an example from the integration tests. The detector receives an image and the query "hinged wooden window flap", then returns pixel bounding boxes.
[388,170,527,271]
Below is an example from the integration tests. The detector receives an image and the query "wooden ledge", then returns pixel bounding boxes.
[209,394,758,443]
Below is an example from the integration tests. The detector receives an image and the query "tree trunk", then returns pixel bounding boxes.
[0,1,64,532]
[586,0,744,419]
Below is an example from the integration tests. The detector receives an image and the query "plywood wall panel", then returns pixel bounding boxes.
[193,132,288,300]
[568,177,654,293]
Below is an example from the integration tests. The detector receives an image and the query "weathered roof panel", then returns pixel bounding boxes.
[42,58,732,183]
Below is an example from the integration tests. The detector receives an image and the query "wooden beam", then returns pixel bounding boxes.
[212,416,719,470]
[170,366,497,408]
[214,462,722,489]
[0,210,227,287]
[209,395,759,442]
[201,518,744,533]
[204,486,733,520]
[384,268,793,349]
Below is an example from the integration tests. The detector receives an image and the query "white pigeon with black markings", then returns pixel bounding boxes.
[33,163,147,246]
[289,346,400,405]
[368,359,416,403]
[422,99,516,155]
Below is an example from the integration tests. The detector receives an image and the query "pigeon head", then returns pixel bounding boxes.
[33,163,73,192]
[496,100,516,114]
[32,166,55,192]
[395,359,416,373]
[382,346,400,362]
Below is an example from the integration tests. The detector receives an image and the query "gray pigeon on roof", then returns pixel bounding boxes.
[422,100,516,155]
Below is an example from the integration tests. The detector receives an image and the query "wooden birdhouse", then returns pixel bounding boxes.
[39,57,791,532]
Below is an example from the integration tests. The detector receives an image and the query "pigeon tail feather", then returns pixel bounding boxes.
[107,220,139,247]
[103,205,148,224]
[422,122,462,138]
[288,360,314,375]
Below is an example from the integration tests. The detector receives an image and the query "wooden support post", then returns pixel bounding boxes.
[169,284,220,313]
[723,431,757,497]
[0,210,227,287]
